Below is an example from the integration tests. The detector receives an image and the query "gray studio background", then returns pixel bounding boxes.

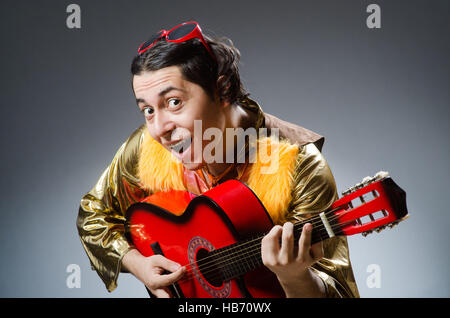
[0,0,448,297]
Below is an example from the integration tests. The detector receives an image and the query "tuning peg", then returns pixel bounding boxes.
[341,187,355,197]
[342,171,390,197]
[388,221,399,229]
[362,176,371,183]
[361,176,374,186]
[374,171,390,181]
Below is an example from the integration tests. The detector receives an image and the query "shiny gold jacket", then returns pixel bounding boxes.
[77,97,359,297]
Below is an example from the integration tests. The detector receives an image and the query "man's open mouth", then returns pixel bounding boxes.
[169,137,192,154]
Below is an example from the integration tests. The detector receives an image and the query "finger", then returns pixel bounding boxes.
[151,287,172,298]
[261,225,283,266]
[264,225,283,253]
[156,266,186,287]
[297,223,313,262]
[310,241,324,262]
[151,255,182,273]
[279,222,294,264]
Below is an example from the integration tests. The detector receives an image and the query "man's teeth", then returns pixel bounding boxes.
[170,138,191,153]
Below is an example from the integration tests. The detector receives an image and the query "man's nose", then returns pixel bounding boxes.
[154,111,176,140]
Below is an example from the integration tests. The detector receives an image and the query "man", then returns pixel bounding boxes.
[77,22,359,298]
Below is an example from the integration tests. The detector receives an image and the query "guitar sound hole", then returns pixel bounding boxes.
[196,248,223,288]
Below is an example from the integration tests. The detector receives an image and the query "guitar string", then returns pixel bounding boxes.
[178,213,325,277]
[179,225,327,283]
[176,194,390,284]
[177,219,326,283]
[141,186,380,283]
[181,207,392,281]
[176,204,355,277]
[177,219,354,284]
[176,207,358,282]
[181,215,380,285]
[177,223,326,283]
[176,217,358,284]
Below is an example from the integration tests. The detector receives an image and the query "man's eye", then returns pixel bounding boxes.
[143,107,154,117]
[168,98,181,109]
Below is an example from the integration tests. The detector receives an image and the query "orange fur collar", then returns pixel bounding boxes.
[137,130,299,224]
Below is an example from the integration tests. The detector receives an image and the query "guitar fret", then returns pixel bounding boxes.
[216,238,262,282]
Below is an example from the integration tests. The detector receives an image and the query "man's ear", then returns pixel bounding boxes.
[216,75,231,107]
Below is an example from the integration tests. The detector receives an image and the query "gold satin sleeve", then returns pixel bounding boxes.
[76,125,148,292]
[286,143,360,298]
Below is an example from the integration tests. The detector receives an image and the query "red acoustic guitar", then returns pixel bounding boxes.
[125,171,409,298]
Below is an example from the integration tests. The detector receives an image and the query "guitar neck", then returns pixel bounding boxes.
[207,214,341,282]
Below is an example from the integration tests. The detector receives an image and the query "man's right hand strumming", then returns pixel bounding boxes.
[122,249,186,298]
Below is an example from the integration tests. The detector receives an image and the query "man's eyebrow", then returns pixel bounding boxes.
[135,86,186,105]
[158,86,186,97]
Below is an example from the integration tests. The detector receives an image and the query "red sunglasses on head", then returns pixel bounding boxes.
[137,21,216,60]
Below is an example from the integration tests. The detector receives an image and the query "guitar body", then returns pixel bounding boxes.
[125,180,285,298]
[126,171,409,298]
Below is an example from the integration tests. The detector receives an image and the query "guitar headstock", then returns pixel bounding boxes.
[331,171,409,237]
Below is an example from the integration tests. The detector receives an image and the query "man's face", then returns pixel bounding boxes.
[133,65,226,170]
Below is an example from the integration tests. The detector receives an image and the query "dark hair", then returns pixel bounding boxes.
[131,34,249,104]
